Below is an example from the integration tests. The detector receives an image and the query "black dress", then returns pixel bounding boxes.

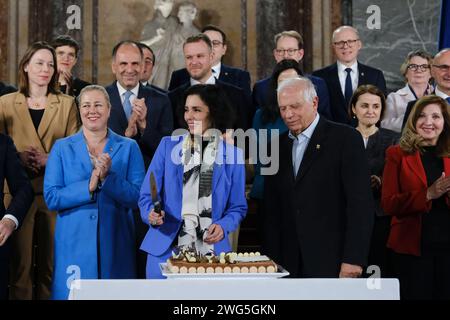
[365,128,399,277]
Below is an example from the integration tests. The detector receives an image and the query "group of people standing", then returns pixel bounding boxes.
[0,20,449,301]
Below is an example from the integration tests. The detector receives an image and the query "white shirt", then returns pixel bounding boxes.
[435,86,450,100]
[190,74,216,86]
[2,215,18,229]
[212,62,221,79]
[289,114,320,176]
[116,82,139,105]
[381,85,416,133]
[337,61,358,97]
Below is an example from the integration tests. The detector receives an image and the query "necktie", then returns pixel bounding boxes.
[344,68,353,107]
[446,97,450,105]
[123,91,133,120]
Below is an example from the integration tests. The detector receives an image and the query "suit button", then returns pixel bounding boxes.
[90,215,97,220]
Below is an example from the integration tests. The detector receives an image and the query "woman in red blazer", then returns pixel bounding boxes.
[382,95,450,300]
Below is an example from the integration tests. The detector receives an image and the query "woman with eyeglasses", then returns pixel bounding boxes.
[0,42,79,299]
[381,50,433,133]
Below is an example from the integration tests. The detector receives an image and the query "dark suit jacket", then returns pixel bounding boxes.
[168,64,252,98]
[252,75,332,120]
[365,128,399,216]
[381,145,450,256]
[0,133,33,291]
[142,82,167,94]
[59,77,90,98]
[0,82,16,96]
[263,117,374,277]
[168,79,249,131]
[312,62,387,125]
[105,83,173,167]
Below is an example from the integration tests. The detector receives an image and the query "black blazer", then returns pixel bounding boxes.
[168,79,249,131]
[365,128,399,216]
[263,118,374,277]
[59,77,90,98]
[313,62,387,125]
[168,64,252,98]
[105,83,173,167]
[0,82,17,97]
[0,134,33,258]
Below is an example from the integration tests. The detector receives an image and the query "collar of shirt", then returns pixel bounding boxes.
[212,62,221,78]
[190,74,216,86]
[288,113,320,142]
[117,82,139,103]
[435,86,450,100]
[337,61,358,94]
[141,81,148,86]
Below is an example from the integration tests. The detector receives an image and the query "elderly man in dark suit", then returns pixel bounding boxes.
[252,30,331,121]
[168,34,249,131]
[105,40,173,167]
[313,26,387,125]
[0,134,33,300]
[263,77,374,278]
[105,41,173,279]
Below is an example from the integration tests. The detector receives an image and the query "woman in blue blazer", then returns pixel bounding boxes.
[139,84,247,278]
[44,85,145,299]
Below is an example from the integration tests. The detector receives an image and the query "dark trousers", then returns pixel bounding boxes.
[0,260,8,300]
[392,251,450,300]
[366,215,393,278]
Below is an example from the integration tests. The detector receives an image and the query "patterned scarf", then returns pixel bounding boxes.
[178,134,219,254]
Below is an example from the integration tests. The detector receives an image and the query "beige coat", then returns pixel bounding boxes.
[0,92,79,193]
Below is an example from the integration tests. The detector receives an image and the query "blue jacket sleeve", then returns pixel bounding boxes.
[44,141,94,212]
[101,141,145,209]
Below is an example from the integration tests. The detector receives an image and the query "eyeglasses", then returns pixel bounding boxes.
[274,48,300,56]
[432,64,450,72]
[407,64,430,71]
[211,40,224,47]
[56,51,76,61]
[333,39,359,49]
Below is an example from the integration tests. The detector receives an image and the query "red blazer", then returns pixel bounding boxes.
[381,145,450,256]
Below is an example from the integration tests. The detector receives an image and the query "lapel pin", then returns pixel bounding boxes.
[316,144,321,150]
[361,72,365,76]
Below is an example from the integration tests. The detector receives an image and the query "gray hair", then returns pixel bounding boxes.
[77,85,112,108]
[277,77,317,104]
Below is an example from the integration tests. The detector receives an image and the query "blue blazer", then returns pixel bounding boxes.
[44,130,145,299]
[168,64,252,98]
[105,82,173,167]
[312,62,387,125]
[139,135,248,258]
[252,75,332,120]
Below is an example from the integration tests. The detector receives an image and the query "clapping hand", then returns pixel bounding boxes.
[132,98,147,132]
[427,172,450,200]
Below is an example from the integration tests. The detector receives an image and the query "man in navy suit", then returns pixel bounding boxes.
[0,82,16,96]
[137,42,167,94]
[168,34,249,131]
[0,134,33,300]
[105,40,173,167]
[313,26,387,125]
[168,25,251,98]
[253,30,331,120]
[105,40,173,279]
